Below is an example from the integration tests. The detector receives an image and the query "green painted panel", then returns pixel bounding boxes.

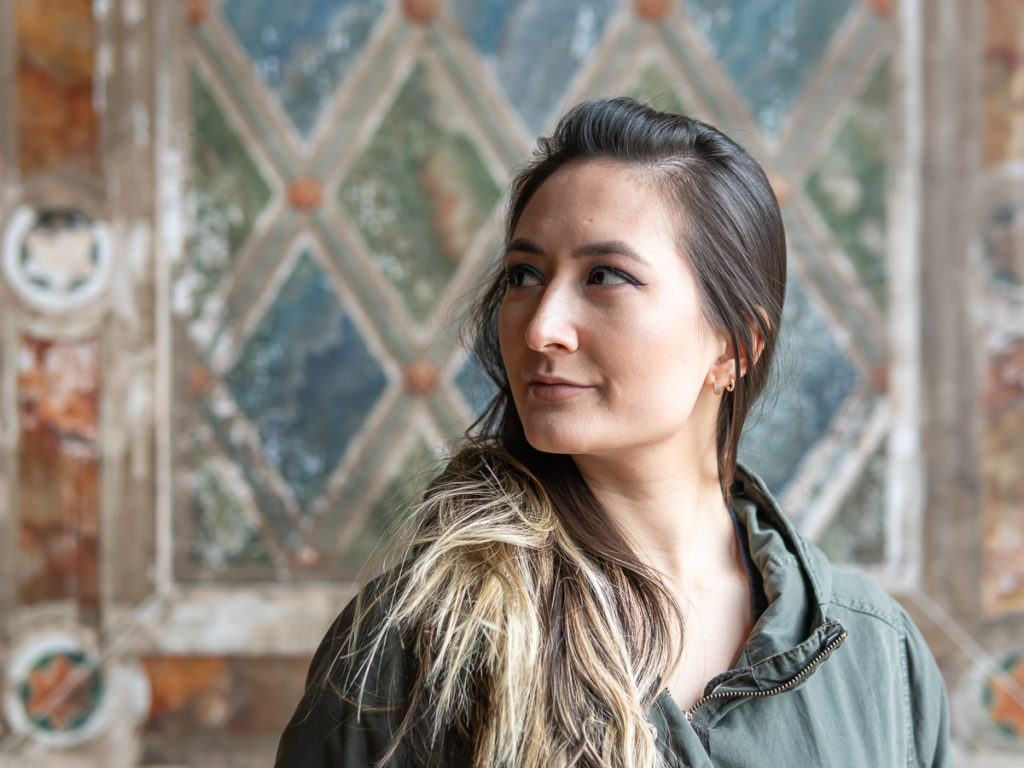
[339,64,501,323]
[627,63,688,115]
[805,60,890,310]
[819,445,886,565]
[340,439,438,570]
[185,70,272,323]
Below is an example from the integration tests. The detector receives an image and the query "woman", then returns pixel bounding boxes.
[275,98,949,767]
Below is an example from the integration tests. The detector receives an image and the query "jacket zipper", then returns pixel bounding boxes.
[683,631,848,721]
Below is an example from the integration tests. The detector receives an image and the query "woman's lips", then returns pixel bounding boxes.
[527,379,591,401]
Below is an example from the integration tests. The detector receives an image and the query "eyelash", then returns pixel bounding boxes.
[503,264,645,288]
[504,264,543,288]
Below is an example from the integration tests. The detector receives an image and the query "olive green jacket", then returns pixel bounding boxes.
[275,467,951,767]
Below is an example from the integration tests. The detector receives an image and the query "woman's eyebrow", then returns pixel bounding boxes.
[573,240,651,267]
[506,237,544,255]
[507,238,650,267]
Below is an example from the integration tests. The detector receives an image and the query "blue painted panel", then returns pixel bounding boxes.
[453,0,618,132]
[455,0,520,55]
[686,0,854,134]
[225,251,388,510]
[222,0,387,136]
[740,274,859,494]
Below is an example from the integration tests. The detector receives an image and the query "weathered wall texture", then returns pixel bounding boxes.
[0,0,1020,765]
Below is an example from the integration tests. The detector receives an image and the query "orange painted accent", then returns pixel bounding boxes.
[871,363,888,393]
[985,341,1024,414]
[404,361,439,394]
[635,0,672,21]
[287,176,323,211]
[188,0,206,26]
[987,659,1024,737]
[403,0,438,23]
[294,545,321,566]
[869,0,891,18]
[768,174,791,205]
[189,364,212,396]
[24,654,95,731]
[142,657,228,720]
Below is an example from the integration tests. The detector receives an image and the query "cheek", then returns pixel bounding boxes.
[624,314,713,383]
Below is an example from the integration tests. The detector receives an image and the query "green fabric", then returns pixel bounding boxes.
[275,466,951,767]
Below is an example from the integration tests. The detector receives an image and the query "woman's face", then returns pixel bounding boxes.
[498,159,727,466]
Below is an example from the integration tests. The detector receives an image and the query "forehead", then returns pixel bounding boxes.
[515,159,676,236]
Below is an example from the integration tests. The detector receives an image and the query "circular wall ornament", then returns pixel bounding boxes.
[981,651,1024,746]
[957,646,1024,751]
[3,630,109,749]
[2,206,113,313]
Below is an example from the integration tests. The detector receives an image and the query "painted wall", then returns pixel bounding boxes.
[0,0,1020,764]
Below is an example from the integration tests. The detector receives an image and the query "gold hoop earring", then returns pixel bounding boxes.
[712,379,722,396]
[726,376,736,393]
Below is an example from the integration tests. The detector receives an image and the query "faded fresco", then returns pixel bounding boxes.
[0,0,1021,765]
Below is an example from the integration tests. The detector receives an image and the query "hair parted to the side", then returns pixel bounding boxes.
[340,98,786,768]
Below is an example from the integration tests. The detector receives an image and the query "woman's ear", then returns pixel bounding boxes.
[709,313,768,384]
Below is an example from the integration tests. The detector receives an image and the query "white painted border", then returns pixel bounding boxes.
[887,0,924,590]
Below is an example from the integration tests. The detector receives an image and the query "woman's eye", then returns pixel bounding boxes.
[505,264,543,288]
[586,266,639,286]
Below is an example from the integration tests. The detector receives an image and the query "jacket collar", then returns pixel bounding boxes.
[729,463,835,666]
[682,465,847,720]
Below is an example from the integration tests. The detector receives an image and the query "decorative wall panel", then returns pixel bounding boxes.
[981,0,1024,625]
[0,0,1018,765]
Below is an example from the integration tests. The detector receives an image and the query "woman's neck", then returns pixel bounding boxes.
[571,448,739,589]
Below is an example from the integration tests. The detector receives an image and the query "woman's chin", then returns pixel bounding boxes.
[523,428,593,457]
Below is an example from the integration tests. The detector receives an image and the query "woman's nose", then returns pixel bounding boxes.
[524,284,579,353]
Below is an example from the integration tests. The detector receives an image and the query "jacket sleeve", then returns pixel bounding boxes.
[902,611,952,768]
[274,585,414,768]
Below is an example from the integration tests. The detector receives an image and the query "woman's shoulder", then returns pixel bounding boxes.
[823,563,906,628]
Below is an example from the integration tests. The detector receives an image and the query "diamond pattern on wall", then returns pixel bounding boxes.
[224,250,388,511]
[818,444,886,564]
[221,0,388,137]
[340,439,436,570]
[453,0,618,132]
[806,60,890,309]
[188,452,274,570]
[338,63,501,324]
[740,274,859,494]
[184,71,272,325]
[685,0,855,135]
[626,63,689,115]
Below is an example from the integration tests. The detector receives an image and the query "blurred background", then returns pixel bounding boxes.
[0,0,1021,765]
